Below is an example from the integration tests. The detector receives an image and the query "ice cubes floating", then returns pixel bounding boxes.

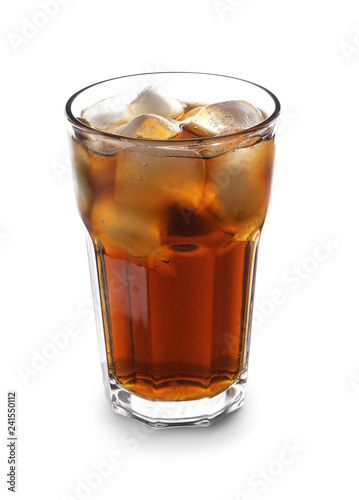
[73,85,273,256]
[187,101,264,137]
[81,86,264,139]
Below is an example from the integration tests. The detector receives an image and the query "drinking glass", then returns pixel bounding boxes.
[65,72,280,427]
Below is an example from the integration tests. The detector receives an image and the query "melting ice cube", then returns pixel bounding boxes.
[187,100,264,137]
[127,86,184,120]
[80,96,128,131]
[80,86,184,137]
[119,114,180,139]
[115,148,205,211]
[91,190,165,257]
[203,139,274,233]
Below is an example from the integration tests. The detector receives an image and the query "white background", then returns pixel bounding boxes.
[2,0,359,499]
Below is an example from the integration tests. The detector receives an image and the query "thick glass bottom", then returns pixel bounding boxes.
[108,371,247,428]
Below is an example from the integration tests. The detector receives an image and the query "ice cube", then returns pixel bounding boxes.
[81,87,183,137]
[74,168,92,217]
[91,189,165,257]
[70,137,117,191]
[203,138,275,233]
[73,123,125,156]
[69,138,93,215]
[81,96,128,131]
[119,114,180,139]
[115,148,205,211]
[128,86,184,119]
[187,100,264,137]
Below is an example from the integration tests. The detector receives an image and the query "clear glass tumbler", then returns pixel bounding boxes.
[65,72,280,427]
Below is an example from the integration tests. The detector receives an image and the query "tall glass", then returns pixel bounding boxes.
[65,72,280,427]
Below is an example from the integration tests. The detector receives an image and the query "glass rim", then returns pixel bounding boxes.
[65,71,281,146]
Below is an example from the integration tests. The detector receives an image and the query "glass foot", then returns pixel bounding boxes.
[108,372,247,428]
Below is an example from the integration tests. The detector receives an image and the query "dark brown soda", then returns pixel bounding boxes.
[95,210,257,400]
[71,104,274,401]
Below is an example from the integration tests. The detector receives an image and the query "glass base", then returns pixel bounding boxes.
[108,372,247,428]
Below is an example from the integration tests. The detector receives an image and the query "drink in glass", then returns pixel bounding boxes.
[65,72,280,427]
